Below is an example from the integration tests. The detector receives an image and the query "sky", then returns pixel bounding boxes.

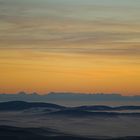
[0,0,140,95]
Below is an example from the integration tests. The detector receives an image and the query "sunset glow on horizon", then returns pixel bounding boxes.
[0,0,140,95]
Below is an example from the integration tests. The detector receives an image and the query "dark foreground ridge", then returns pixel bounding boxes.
[0,125,92,140]
[0,125,140,140]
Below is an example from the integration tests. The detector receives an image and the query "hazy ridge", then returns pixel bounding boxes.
[0,101,140,139]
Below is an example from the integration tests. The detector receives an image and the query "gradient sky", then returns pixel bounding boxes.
[0,0,140,95]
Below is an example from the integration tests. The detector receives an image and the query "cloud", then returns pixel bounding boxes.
[0,0,140,58]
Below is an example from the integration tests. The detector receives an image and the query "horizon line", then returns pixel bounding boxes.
[0,91,139,97]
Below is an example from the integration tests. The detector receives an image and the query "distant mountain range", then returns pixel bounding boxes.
[0,92,140,103]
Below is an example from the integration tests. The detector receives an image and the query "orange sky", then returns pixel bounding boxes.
[0,0,140,95]
[0,49,139,95]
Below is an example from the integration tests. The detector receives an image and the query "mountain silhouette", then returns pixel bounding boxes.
[0,101,140,117]
[0,92,140,103]
[0,101,65,111]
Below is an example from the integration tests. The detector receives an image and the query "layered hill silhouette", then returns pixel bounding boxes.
[0,101,65,111]
[0,101,140,139]
[0,101,140,117]
[0,101,140,111]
